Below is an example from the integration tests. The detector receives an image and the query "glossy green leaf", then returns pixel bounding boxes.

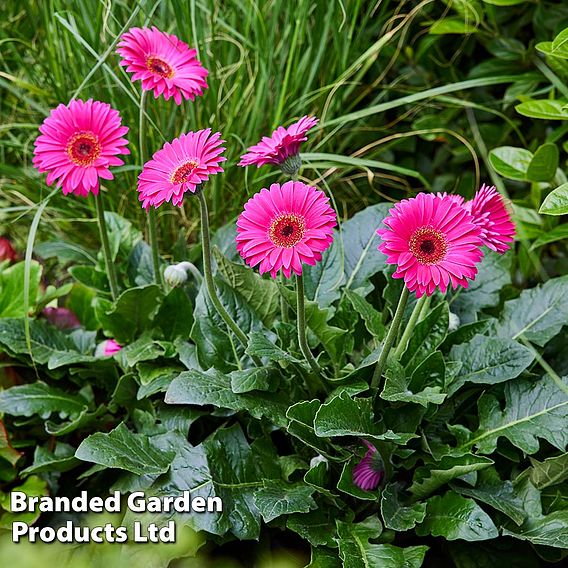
[539,183,568,216]
[526,143,559,182]
[488,146,532,180]
[381,483,427,531]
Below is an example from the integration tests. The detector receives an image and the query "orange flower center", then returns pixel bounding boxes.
[269,213,306,248]
[146,56,174,78]
[409,226,448,264]
[66,132,101,166]
[170,160,200,184]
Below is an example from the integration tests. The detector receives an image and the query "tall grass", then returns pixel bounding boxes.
[0,0,540,257]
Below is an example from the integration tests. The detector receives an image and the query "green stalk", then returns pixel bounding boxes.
[139,90,163,286]
[371,287,409,390]
[296,274,323,379]
[198,191,257,360]
[94,191,119,301]
[393,294,428,360]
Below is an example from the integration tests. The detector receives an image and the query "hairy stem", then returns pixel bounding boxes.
[393,294,428,360]
[371,286,409,390]
[139,90,163,286]
[198,191,258,363]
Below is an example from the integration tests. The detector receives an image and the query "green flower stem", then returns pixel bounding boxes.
[198,191,258,364]
[279,274,289,323]
[371,286,409,390]
[139,90,163,286]
[393,294,429,360]
[296,274,324,383]
[94,191,119,301]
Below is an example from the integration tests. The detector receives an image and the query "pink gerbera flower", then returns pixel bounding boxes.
[378,193,484,297]
[236,181,336,278]
[465,184,515,253]
[95,339,122,357]
[352,440,383,491]
[137,129,226,209]
[238,116,318,174]
[33,99,129,197]
[117,26,208,105]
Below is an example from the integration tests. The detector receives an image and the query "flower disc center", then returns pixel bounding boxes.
[409,226,448,264]
[269,213,306,248]
[66,132,101,166]
[170,160,200,184]
[146,56,174,79]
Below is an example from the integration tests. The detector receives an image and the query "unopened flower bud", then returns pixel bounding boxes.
[0,237,17,263]
[279,154,302,177]
[95,339,122,357]
[164,264,189,288]
[448,311,460,332]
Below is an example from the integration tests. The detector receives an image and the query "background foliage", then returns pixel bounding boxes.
[2,0,568,567]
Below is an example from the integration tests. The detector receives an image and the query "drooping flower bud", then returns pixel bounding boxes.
[164,263,189,287]
[42,307,81,330]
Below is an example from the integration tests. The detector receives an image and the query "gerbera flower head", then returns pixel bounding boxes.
[352,440,383,491]
[236,181,336,279]
[377,193,483,297]
[137,129,226,209]
[117,26,208,105]
[33,99,129,198]
[238,116,318,174]
[465,184,515,254]
[95,339,122,358]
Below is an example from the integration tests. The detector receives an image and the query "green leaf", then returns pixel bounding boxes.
[154,287,193,340]
[526,453,568,489]
[496,276,568,345]
[516,100,568,121]
[337,456,379,501]
[501,480,568,548]
[120,334,167,367]
[382,356,446,407]
[531,224,568,249]
[448,335,533,395]
[306,547,342,568]
[336,517,428,568]
[430,17,478,35]
[254,480,316,522]
[75,423,174,475]
[409,454,494,500]
[246,330,303,365]
[303,237,344,307]
[526,143,559,182]
[0,475,48,528]
[381,483,427,531]
[214,247,279,326]
[96,284,164,344]
[0,382,87,419]
[482,0,527,5]
[416,491,498,541]
[287,509,337,547]
[286,400,347,460]
[453,468,526,525]
[165,368,288,427]
[539,183,568,216]
[345,289,385,339]
[314,392,416,444]
[156,424,277,539]
[450,251,512,323]
[342,204,391,292]
[191,278,267,371]
[229,367,275,393]
[401,302,449,371]
[536,40,568,60]
[488,146,532,180]
[0,261,41,317]
[21,442,80,475]
[466,375,568,454]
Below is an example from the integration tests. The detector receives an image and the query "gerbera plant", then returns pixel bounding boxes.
[117,26,208,286]
[237,180,336,377]
[33,98,129,299]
